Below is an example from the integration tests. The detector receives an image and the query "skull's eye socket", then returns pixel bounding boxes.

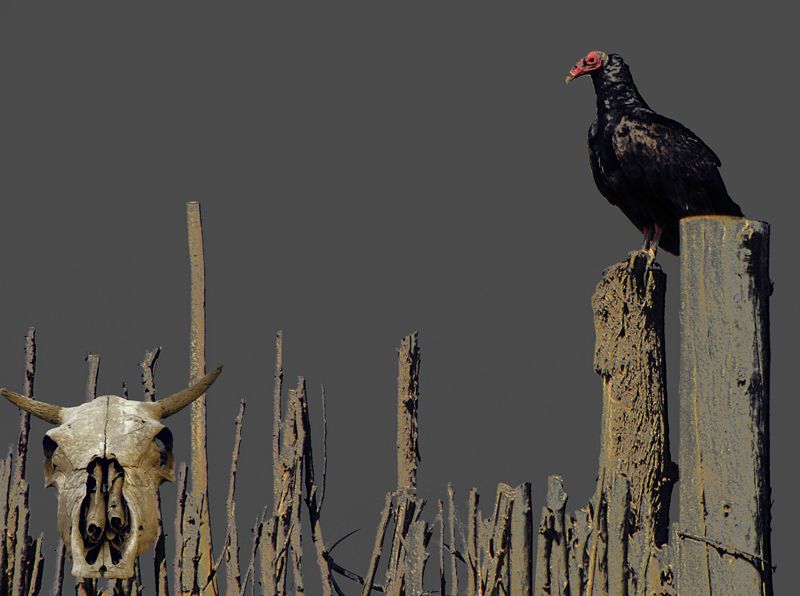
[43,435,58,459]
[154,428,173,467]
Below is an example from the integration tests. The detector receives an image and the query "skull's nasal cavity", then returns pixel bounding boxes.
[80,458,130,565]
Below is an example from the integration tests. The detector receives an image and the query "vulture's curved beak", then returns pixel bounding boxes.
[565,65,583,84]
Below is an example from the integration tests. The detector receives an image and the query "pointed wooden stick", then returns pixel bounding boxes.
[447,484,459,595]
[186,200,216,595]
[140,347,169,596]
[272,330,283,506]
[362,493,394,596]
[27,533,44,596]
[49,539,65,596]
[225,400,246,595]
[298,380,335,595]
[466,488,479,596]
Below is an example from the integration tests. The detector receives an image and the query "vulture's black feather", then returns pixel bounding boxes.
[570,51,743,255]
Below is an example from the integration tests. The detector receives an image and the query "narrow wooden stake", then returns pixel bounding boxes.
[482,484,515,595]
[49,539,66,596]
[361,493,393,596]
[272,330,284,506]
[533,503,552,595]
[678,216,772,595]
[298,382,335,595]
[403,520,427,596]
[14,328,35,479]
[437,500,445,596]
[567,508,592,594]
[1,453,11,596]
[8,329,36,596]
[10,477,30,596]
[225,400,246,596]
[466,489,479,596]
[84,352,100,402]
[26,532,44,596]
[240,514,264,596]
[75,355,100,596]
[384,493,417,596]
[141,347,169,596]
[396,333,420,493]
[289,384,305,596]
[186,200,216,595]
[174,462,189,594]
[258,516,277,596]
[446,484,458,595]
[547,476,570,596]
[510,482,532,596]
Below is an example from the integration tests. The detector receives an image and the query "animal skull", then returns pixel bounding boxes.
[1,366,221,579]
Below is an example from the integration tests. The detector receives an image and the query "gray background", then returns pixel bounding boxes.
[0,2,794,593]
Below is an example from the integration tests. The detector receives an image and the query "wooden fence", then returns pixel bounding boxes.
[0,209,772,595]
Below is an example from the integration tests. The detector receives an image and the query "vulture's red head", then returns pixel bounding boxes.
[565,50,609,83]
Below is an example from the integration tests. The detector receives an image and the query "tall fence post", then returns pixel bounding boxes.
[186,201,216,595]
[678,216,772,594]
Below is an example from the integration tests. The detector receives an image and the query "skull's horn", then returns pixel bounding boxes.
[1,388,64,424]
[154,366,223,419]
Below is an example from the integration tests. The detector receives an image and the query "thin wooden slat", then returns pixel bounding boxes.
[1,452,12,596]
[174,462,188,594]
[510,482,532,596]
[272,330,283,506]
[26,533,44,596]
[446,484,459,595]
[298,381,335,595]
[11,478,30,596]
[403,520,427,596]
[225,400,246,596]
[546,476,570,596]
[49,539,65,596]
[467,489,479,596]
[186,200,216,595]
[361,493,393,596]
[140,347,169,596]
[396,333,420,492]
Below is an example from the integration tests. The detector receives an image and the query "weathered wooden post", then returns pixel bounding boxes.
[534,251,679,596]
[185,201,217,595]
[590,251,678,595]
[678,216,772,594]
[592,251,677,547]
[384,332,425,596]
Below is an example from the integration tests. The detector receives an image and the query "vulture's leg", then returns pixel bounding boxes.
[646,224,663,267]
[641,225,653,250]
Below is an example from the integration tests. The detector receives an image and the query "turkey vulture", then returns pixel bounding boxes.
[566,50,743,256]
